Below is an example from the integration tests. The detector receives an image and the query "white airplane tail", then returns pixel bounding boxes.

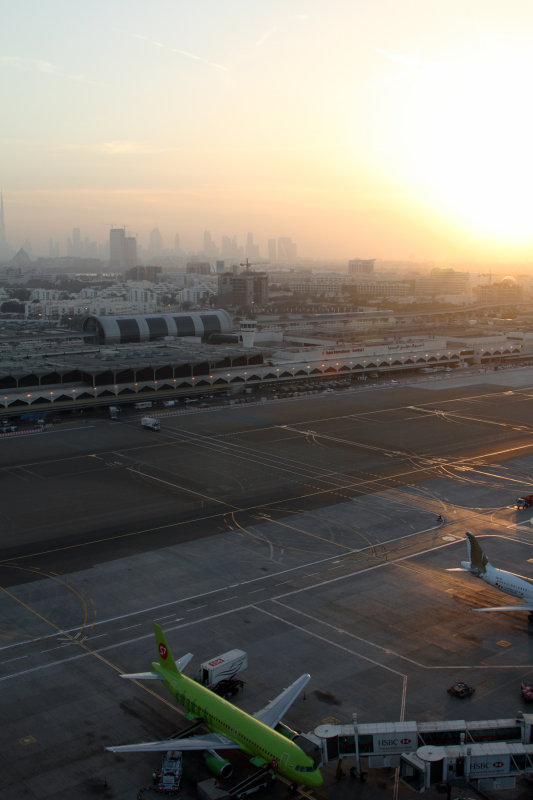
[461,531,489,576]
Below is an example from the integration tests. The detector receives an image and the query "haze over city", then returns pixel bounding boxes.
[2,0,533,263]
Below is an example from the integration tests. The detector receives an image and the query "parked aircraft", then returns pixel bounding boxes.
[107,624,323,788]
[454,531,533,619]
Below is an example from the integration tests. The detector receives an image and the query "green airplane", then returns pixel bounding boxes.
[107,624,324,789]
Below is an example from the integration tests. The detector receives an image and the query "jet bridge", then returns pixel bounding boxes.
[400,741,533,793]
[306,712,533,775]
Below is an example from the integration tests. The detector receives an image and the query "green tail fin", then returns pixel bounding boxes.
[153,623,179,674]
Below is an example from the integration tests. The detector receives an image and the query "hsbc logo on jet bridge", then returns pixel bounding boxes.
[208,658,225,667]
[470,758,507,775]
[373,734,417,753]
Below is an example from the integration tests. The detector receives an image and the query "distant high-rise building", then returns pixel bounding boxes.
[203,230,218,258]
[174,233,182,254]
[109,228,125,267]
[0,192,13,262]
[148,227,163,256]
[109,227,136,268]
[245,232,259,260]
[267,238,277,263]
[123,236,137,269]
[348,258,375,274]
[277,237,297,262]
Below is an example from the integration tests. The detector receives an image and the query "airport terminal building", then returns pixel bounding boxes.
[83,310,233,345]
[0,311,531,414]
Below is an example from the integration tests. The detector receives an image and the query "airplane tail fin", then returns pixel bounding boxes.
[152,623,194,675]
[462,531,489,576]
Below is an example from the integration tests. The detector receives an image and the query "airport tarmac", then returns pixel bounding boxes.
[3,368,533,799]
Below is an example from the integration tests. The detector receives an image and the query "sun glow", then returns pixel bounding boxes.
[374,38,533,243]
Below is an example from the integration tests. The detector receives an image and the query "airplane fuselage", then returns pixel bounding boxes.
[477,563,533,603]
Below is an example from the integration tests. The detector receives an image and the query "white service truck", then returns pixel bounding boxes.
[141,416,160,431]
[199,649,247,688]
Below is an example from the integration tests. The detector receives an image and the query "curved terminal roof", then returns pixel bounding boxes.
[83,310,233,345]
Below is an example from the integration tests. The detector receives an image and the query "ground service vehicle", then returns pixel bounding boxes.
[199,649,248,687]
[108,406,119,420]
[516,495,533,509]
[521,681,533,701]
[135,401,153,409]
[141,416,160,431]
[447,682,475,698]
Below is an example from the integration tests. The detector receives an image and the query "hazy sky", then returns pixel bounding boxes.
[2,0,533,262]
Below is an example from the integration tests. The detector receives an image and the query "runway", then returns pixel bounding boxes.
[3,369,533,799]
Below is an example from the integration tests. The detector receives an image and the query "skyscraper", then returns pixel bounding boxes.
[109,227,137,268]
[203,230,218,257]
[109,228,125,267]
[148,227,163,256]
[245,232,259,260]
[277,237,297,262]
[0,192,13,262]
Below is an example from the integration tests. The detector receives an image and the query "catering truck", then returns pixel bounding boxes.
[199,649,247,688]
[141,416,160,431]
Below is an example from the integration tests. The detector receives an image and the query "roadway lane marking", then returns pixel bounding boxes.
[120,624,142,631]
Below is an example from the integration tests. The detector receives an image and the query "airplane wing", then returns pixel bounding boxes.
[107,731,240,754]
[120,671,163,680]
[472,605,533,612]
[253,673,310,728]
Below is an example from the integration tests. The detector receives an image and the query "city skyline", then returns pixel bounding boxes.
[2,2,533,264]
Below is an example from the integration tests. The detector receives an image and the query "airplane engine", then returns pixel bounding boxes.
[204,751,233,779]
